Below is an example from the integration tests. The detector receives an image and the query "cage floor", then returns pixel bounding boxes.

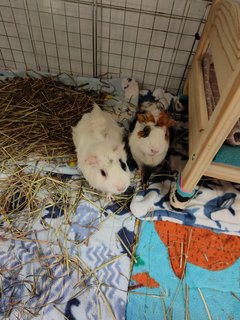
[0,72,239,320]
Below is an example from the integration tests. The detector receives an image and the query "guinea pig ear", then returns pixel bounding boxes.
[85,155,99,167]
[157,112,176,128]
[137,112,155,123]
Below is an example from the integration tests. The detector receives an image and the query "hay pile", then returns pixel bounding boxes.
[0,75,105,162]
[0,73,134,233]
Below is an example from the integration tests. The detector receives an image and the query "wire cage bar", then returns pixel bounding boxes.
[0,0,211,94]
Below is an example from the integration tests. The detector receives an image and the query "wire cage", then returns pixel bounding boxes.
[3,2,240,319]
[0,0,211,95]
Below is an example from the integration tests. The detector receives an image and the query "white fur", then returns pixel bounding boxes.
[72,104,130,197]
[72,103,123,146]
[122,78,139,100]
[129,120,169,168]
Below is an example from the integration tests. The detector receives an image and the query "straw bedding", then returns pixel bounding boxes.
[0,75,106,162]
[0,73,135,229]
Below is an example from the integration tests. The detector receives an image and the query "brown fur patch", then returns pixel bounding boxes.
[157,112,176,128]
[137,112,155,124]
[137,125,151,138]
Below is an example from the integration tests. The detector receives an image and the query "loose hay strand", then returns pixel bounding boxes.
[166,229,193,317]
[198,288,212,320]
[116,233,137,264]
[161,293,167,320]
[73,255,118,320]
[185,284,190,320]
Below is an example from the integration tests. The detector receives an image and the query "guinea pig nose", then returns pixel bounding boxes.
[116,186,125,192]
[151,148,159,154]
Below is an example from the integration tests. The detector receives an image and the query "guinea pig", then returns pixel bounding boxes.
[128,109,176,184]
[72,103,130,200]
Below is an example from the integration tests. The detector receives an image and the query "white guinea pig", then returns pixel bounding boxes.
[128,109,176,183]
[72,103,130,199]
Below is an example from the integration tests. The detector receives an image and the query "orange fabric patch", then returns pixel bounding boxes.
[132,272,160,288]
[154,221,240,279]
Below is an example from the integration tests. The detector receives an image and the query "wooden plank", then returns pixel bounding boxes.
[214,3,240,68]
[188,71,198,155]
[209,0,240,91]
[219,1,240,58]
[210,28,233,92]
[180,0,240,193]
[205,162,240,183]
[192,59,208,132]
[214,21,237,70]
[181,64,240,192]
[187,60,207,156]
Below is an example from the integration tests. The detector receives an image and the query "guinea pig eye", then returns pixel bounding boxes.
[119,159,127,171]
[100,169,107,177]
[138,126,151,138]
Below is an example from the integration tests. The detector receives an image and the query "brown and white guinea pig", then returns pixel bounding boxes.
[128,106,176,184]
[72,103,130,200]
